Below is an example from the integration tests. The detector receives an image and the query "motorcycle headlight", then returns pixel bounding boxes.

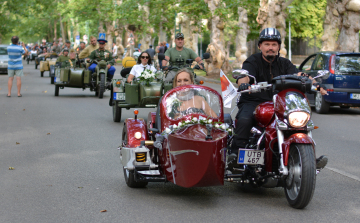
[288,112,310,128]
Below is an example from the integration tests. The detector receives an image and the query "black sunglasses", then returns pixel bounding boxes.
[99,42,105,45]
[141,56,149,59]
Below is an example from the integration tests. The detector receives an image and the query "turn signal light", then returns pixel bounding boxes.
[314,126,319,129]
[134,109,139,115]
[199,80,204,85]
[136,153,146,162]
[116,81,121,85]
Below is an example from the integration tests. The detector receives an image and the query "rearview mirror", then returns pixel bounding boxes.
[203,53,210,59]
[158,53,165,60]
[314,70,330,80]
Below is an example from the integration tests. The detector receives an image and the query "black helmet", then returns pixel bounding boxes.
[259,28,281,45]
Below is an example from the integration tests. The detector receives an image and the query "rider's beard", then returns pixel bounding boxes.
[265,55,275,61]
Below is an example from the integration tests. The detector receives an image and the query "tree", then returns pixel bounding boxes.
[257,0,295,57]
[321,0,360,52]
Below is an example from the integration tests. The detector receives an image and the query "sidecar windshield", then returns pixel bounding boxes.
[165,86,221,120]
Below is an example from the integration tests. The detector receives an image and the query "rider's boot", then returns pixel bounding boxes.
[106,75,113,90]
[316,155,328,169]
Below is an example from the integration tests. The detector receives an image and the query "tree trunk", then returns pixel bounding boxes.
[177,13,199,53]
[204,0,231,76]
[60,15,66,44]
[139,4,152,51]
[158,21,167,45]
[54,19,57,41]
[233,7,249,68]
[67,22,71,43]
[105,21,114,51]
[257,0,294,57]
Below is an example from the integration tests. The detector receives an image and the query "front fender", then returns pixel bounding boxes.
[125,118,149,147]
[282,133,315,166]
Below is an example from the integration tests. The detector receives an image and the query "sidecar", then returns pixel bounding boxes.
[54,60,108,98]
[120,85,229,188]
[110,57,174,122]
[26,53,38,64]
[40,56,58,77]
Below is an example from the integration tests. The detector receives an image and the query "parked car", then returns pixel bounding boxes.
[299,51,360,113]
[0,45,9,74]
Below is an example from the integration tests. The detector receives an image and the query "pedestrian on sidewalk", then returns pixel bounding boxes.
[7,36,27,97]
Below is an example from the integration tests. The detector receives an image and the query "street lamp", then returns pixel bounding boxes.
[288,6,294,62]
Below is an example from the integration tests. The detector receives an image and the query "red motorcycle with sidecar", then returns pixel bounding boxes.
[119,71,328,209]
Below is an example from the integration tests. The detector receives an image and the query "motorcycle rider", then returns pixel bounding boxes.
[56,48,70,64]
[51,42,61,54]
[88,38,115,83]
[162,33,204,81]
[59,40,71,55]
[79,36,99,59]
[77,42,86,54]
[229,27,328,169]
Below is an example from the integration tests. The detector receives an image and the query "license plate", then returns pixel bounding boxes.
[237,149,265,165]
[114,92,125,100]
[350,93,360,100]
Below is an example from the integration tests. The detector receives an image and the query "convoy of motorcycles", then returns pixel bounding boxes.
[25,46,328,209]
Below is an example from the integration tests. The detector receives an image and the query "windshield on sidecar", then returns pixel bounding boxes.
[165,86,221,120]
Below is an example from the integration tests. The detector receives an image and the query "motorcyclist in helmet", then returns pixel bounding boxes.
[229,28,327,170]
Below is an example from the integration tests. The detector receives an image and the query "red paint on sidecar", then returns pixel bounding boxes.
[124,118,149,147]
[160,125,226,188]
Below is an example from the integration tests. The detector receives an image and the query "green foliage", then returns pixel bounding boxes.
[288,0,327,47]
[1,0,328,50]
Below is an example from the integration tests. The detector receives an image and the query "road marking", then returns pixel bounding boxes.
[326,167,360,182]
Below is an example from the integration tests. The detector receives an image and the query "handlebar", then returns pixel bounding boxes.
[238,82,272,94]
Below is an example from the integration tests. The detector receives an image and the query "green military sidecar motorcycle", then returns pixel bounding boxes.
[54,60,109,98]
[110,68,172,122]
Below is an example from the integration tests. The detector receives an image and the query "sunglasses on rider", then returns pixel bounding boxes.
[141,56,149,59]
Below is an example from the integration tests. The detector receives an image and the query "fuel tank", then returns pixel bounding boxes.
[254,101,274,127]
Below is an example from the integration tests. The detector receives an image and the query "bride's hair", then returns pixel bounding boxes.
[173,68,195,88]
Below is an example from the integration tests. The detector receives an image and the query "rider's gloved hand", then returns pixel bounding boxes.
[238,83,251,92]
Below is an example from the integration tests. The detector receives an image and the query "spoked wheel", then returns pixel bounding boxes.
[121,125,148,188]
[55,85,59,96]
[284,144,316,209]
[113,102,121,122]
[98,73,105,99]
[315,92,329,114]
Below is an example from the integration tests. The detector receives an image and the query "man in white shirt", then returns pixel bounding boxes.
[112,43,118,58]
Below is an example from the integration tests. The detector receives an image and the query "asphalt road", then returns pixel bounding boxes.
[0,62,359,223]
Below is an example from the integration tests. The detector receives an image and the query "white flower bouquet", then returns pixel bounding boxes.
[139,69,156,85]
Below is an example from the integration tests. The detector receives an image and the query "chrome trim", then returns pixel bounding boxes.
[170,150,199,156]
[332,88,360,93]
[257,132,265,150]
[306,120,315,131]
[276,123,288,176]
[251,127,262,135]
[276,119,289,130]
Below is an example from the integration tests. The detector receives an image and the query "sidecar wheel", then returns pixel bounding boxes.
[113,102,121,122]
[123,167,148,188]
[41,71,44,77]
[55,85,59,96]
[51,76,55,84]
[315,92,329,114]
[284,144,316,209]
[98,73,105,99]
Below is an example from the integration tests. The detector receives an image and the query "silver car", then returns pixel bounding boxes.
[0,45,9,74]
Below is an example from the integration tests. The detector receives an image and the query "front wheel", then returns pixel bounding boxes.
[98,73,105,99]
[51,76,55,84]
[113,102,121,122]
[284,144,316,209]
[315,92,329,114]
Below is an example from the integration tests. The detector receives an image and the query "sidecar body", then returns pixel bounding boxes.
[120,85,228,188]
